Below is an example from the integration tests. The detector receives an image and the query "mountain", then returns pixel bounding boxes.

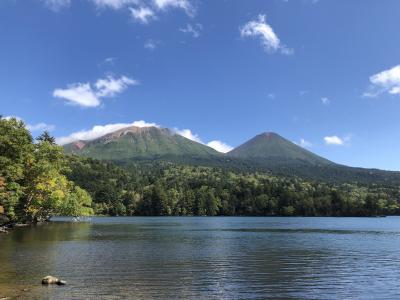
[63,126,220,160]
[228,132,333,166]
[63,127,400,185]
[227,132,400,185]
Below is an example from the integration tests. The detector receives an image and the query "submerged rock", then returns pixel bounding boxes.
[41,276,66,285]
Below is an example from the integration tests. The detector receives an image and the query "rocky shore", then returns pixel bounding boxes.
[0,206,36,234]
[0,212,10,233]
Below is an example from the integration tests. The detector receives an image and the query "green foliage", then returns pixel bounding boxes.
[0,117,32,219]
[59,185,93,216]
[67,157,400,217]
[36,131,56,144]
[0,117,93,223]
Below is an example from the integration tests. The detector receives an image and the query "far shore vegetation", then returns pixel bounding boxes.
[1,116,400,229]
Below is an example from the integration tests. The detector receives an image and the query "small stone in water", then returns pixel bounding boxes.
[41,276,66,285]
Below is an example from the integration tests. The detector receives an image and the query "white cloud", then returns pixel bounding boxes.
[364,65,400,97]
[240,15,279,51]
[153,0,194,15]
[3,116,55,133]
[42,0,71,11]
[280,47,294,55]
[56,120,159,145]
[101,57,117,66]
[324,135,351,146]
[298,138,312,148]
[267,93,276,99]
[299,90,309,96]
[324,136,343,145]
[95,76,138,97]
[53,83,100,107]
[27,123,56,132]
[207,140,233,153]
[41,0,195,23]
[144,39,158,50]
[240,14,293,55]
[174,128,202,143]
[131,120,158,127]
[129,6,156,24]
[174,128,232,153]
[179,23,202,38]
[91,0,139,10]
[53,75,137,108]
[321,97,330,105]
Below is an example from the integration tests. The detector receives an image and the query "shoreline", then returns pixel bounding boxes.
[0,214,391,234]
[0,223,31,234]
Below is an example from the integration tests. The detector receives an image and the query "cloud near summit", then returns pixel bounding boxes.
[324,135,351,146]
[57,122,233,153]
[174,128,233,153]
[56,120,159,145]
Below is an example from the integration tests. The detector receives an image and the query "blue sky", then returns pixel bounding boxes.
[1,0,400,170]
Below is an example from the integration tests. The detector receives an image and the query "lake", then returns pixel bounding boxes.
[1,217,400,299]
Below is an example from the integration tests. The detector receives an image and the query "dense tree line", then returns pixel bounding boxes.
[0,117,93,224]
[116,155,400,187]
[68,157,400,217]
[2,116,400,221]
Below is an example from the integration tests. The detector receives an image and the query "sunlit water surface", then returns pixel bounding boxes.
[1,217,400,299]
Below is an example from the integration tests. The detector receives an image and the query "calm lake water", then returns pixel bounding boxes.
[1,217,400,299]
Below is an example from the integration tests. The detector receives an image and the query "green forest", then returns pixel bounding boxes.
[1,117,400,226]
[69,157,400,217]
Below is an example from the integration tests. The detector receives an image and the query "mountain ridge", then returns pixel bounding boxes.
[62,125,400,185]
